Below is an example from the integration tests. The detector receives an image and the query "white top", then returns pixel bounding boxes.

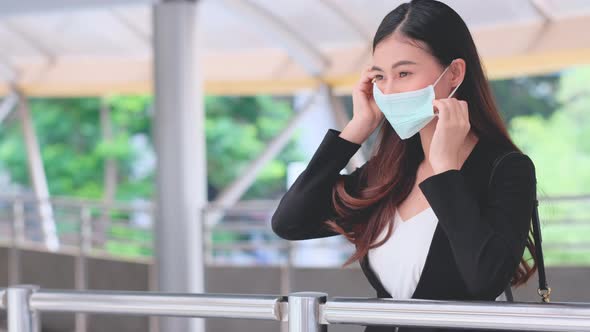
[367,206,508,301]
[368,207,438,299]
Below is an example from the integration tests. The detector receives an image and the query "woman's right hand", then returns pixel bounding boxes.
[340,65,384,144]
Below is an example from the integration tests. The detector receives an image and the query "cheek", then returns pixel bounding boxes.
[397,77,432,93]
[433,81,451,99]
[378,78,427,94]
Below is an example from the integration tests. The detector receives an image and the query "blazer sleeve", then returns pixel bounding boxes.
[271,129,366,241]
[418,152,536,298]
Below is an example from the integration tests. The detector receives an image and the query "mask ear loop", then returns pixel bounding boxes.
[433,60,462,94]
[447,80,462,98]
[433,65,451,87]
[432,61,463,116]
[433,80,463,117]
[439,61,463,98]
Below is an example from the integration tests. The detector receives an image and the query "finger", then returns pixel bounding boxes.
[359,67,378,89]
[432,99,439,116]
[459,100,469,124]
[449,98,464,124]
[360,65,376,83]
[432,99,440,116]
[451,99,465,124]
[356,69,377,95]
[433,99,444,116]
[449,98,463,124]
[441,99,455,123]
[433,100,449,122]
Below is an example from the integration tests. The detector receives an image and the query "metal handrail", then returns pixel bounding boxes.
[322,297,590,330]
[2,194,590,266]
[1,286,590,332]
[29,289,286,320]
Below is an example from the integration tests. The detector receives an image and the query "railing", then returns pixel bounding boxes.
[0,195,154,263]
[1,195,590,331]
[0,195,355,284]
[0,194,352,328]
[1,193,590,308]
[2,193,589,267]
[1,285,590,332]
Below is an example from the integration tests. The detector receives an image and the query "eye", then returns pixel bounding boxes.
[399,72,411,78]
[373,75,384,81]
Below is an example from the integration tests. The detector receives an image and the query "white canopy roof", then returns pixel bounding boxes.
[1,0,589,96]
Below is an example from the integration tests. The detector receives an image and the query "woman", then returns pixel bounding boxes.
[271,1,538,331]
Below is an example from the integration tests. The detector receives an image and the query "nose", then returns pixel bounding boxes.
[379,81,400,95]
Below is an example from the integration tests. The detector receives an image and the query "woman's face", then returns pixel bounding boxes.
[371,32,460,100]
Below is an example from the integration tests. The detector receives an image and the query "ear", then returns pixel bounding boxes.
[450,58,466,87]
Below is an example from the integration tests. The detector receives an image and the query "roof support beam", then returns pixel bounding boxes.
[217,0,329,76]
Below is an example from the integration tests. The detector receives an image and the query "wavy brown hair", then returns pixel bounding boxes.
[324,0,536,288]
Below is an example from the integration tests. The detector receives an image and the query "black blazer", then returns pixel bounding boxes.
[271,129,536,332]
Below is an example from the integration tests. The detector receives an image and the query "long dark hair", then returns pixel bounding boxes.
[325,0,536,288]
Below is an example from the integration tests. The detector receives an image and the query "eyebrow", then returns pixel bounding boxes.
[371,60,417,72]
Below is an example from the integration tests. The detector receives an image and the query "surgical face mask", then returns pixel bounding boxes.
[372,64,462,139]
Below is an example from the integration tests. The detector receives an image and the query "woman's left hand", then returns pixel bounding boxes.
[430,98,470,174]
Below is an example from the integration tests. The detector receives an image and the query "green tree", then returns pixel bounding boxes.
[490,75,561,122]
[0,98,106,197]
[508,67,590,196]
[507,66,590,266]
[205,95,302,199]
[0,95,303,201]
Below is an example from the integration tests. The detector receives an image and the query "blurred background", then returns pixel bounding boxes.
[0,0,589,331]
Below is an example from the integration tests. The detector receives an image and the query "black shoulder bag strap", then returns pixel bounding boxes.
[488,151,551,303]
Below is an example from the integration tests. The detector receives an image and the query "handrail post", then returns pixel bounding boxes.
[288,292,328,332]
[75,207,92,332]
[9,199,25,285]
[7,285,40,332]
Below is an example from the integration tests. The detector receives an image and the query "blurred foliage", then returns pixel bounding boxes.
[0,95,303,200]
[501,67,590,266]
[491,75,561,123]
[506,67,590,197]
[205,95,303,199]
